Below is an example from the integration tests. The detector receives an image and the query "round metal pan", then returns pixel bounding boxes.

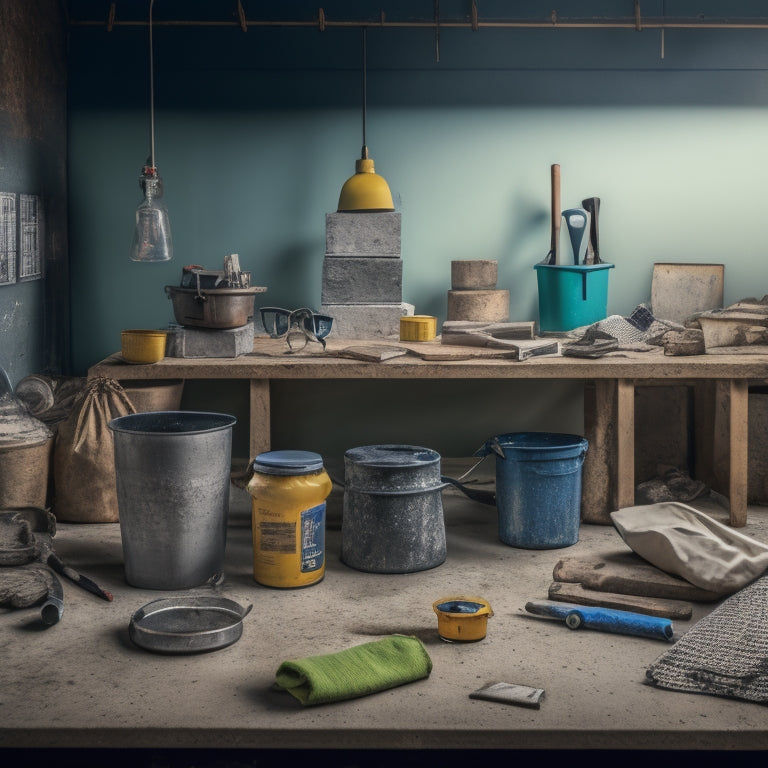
[129,596,252,655]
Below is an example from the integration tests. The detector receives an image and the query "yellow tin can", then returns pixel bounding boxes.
[400,315,437,342]
[247,450,332,588]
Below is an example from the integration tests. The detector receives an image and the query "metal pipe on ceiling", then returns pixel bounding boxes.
[66,2,768,32]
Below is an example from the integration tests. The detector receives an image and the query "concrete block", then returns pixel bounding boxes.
[321,257,402,304]
[447,289,509,322]
[165,322,254,358]
[451,260,498,290]
[325,212,401,257]
[320,303,414,339]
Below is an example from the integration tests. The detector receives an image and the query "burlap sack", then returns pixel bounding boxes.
[53,377,135,523]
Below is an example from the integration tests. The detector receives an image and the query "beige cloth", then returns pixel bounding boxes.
[610,502,768,596]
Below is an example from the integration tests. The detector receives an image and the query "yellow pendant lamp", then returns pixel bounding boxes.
[337,28,395,213]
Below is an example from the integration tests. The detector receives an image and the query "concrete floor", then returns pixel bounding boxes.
[3,459,768,764]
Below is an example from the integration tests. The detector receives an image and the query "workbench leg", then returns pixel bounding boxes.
[582,379,617,525]
[729,379,749,528]
[249,379,271,461]
[616,379,636,510]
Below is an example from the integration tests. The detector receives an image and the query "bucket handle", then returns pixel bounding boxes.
[345,483,448,497]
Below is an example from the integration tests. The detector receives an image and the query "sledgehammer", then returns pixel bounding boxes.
[525,599,674,642]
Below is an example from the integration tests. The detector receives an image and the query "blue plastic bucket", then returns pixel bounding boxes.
[534,262,614,332]
[475,432,588,549]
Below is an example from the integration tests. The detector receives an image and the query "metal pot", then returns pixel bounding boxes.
[341,445,447,574]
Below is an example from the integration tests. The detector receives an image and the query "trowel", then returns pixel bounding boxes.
[561,207,590,265]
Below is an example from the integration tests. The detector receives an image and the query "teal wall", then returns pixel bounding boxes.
[67,1,768,461]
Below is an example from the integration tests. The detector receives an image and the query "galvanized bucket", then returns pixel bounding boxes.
[109,411,236,589]
[341,444,447,574]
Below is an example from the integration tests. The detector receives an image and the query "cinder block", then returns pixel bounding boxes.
[320,303,415,339]
[325,212,401,257]
[322,257,403,304]
[165,322,254,358]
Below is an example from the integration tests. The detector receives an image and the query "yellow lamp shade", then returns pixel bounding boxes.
[337,151,395,212]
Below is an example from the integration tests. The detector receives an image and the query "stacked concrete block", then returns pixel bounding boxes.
[447,259,509,322]
[320,212,414,339]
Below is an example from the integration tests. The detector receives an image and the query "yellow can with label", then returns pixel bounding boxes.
[246,450,332,588]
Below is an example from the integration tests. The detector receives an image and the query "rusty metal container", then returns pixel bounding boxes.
[164,285,266,329]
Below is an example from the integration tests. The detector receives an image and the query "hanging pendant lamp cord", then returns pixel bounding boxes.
[361,26,367,150]
[149,0,156,170]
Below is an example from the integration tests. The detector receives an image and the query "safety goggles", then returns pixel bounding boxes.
[260,307,334,351]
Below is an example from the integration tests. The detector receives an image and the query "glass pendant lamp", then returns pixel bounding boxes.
[337,27,395,213]
[130,0,172,262]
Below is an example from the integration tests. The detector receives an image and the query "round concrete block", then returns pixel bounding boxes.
[451,260,498,290]
[446,289,510,322]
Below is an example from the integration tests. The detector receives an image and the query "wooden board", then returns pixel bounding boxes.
[547,581,693,620]
[552,553,724,602]
[421,338,559,361]
[337,345,410,362]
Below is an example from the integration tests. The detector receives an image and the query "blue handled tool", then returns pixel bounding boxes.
[525,599,674,642]
[561,207,590,265]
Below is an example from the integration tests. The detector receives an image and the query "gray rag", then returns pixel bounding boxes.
[646,574,768,704]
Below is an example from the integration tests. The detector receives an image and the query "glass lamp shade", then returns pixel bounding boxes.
[337,149,395,213]
[130,167,173,262]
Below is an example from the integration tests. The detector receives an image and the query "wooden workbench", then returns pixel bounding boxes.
[88,336,768,528]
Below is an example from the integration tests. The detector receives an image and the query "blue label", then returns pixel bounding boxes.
[300,503,325,573]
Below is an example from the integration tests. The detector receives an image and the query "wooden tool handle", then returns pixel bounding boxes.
[550,164,561,256]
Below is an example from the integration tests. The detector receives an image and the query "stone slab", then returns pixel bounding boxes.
[165,322,254,358]
[325,211,401,257]
[320,303,414,339]
[321,256,402,304]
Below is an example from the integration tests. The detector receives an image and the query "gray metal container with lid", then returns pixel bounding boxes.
[341,444,447,574]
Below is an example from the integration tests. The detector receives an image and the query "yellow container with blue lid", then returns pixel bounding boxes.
[247,450,332,588]
[433,596,493,642]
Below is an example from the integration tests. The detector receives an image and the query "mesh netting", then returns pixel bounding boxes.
[645,574,768,704]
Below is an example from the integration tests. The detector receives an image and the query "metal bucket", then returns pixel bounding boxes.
[341,444,447,574]
[475,432,588,549]
[108,411,236,589]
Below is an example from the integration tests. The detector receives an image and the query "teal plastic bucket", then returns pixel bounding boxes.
[475,432,588,549]
[534,262,614,332]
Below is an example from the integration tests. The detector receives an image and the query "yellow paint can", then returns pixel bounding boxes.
[433,596,493,642]
[247,450,332,588]
[400,315,437,342]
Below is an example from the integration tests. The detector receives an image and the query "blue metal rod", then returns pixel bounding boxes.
[525,600,674,642]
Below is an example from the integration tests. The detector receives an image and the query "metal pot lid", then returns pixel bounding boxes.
[129,596,252,655]
[345,444,440,467]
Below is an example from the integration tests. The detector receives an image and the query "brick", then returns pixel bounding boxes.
[325,212,401,256]
[321,257,402,304]
[320,303,415,339]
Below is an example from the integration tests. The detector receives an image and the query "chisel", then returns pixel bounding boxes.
[524,599,674,642]
[581,197,602,264]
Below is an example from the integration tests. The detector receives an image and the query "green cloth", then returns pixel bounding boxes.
[274,634,432,706]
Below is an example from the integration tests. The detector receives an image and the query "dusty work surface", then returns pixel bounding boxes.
[3,459,768,759]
